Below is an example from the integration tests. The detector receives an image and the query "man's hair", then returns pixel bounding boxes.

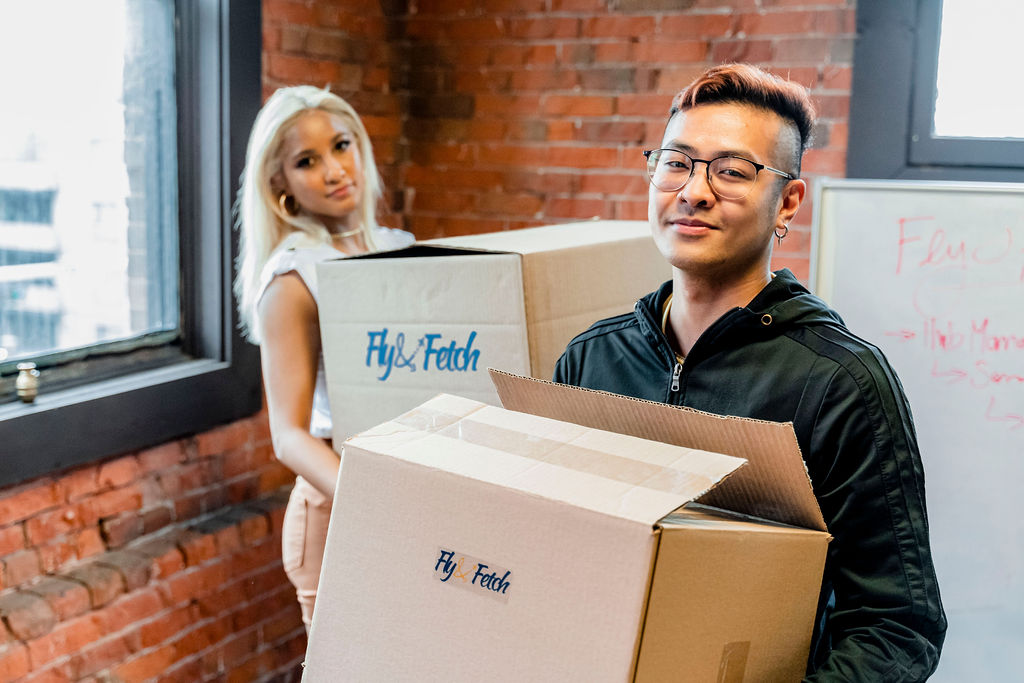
[670,63,815,173]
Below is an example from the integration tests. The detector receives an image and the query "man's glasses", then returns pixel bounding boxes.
[643,148,796,200]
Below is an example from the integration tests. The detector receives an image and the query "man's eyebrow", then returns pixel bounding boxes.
[661,141,694,153]
[662,141,758,160]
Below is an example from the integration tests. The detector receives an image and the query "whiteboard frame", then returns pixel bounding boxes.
[810,177,1024,302]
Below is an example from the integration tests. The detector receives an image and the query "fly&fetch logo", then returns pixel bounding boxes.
[365,328,480,381]
[434,547,512,603]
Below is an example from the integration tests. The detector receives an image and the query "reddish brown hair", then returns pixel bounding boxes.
[670,63,815,170]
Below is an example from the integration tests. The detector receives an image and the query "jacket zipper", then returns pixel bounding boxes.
[670,361,682,393]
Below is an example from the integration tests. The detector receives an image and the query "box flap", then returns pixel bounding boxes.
[489,370,827,532]
[346,393,747,528]
[424,219,653,255]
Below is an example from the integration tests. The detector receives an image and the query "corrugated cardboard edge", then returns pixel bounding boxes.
[489,369,828,533]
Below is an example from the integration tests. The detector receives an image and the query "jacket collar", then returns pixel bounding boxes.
[635,269,845,359]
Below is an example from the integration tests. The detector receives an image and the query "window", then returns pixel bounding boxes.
[847,0,1024,181]
[0,0,262,487]
[0,1,178,365]
[931,1,1024,140]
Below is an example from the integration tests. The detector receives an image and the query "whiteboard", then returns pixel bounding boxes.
[812,179,1024,681]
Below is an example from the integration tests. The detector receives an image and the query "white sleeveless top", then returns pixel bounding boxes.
[254,228,414,438]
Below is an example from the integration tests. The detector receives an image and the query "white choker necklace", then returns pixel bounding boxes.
[332,227,362,240]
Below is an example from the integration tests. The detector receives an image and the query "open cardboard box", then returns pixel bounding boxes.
[304,371,830,682]
[316,220,668,440]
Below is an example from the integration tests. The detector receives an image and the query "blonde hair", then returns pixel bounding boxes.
[234,86,384,342]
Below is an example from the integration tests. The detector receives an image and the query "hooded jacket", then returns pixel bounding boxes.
[553,270,946,682]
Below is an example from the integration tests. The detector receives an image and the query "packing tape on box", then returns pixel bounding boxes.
[717,641,750,683]
[394,408,718,498]
[392,405,472,433]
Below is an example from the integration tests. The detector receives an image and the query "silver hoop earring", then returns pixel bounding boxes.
[775,224,789,245]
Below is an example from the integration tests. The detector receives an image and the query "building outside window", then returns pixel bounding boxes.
[0,1,178,367]
[0,0,262,488]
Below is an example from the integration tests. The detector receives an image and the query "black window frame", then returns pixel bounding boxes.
[0,0,262,488]
[847,0,1024,182]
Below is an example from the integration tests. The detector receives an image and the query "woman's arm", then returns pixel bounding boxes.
[257,271,340,498]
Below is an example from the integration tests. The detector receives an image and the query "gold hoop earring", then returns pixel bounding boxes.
[775,224,789,245]
[278,192,297,217]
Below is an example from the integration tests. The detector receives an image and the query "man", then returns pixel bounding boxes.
[553,64,946,680]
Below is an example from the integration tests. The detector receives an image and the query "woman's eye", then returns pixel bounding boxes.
[334,139,351,152]
[296,156,314,169]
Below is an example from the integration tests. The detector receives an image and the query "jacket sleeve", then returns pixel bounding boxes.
[803,361,946,682]
[552,349,574,385]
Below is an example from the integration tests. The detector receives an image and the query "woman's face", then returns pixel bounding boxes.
[276,109,363,233]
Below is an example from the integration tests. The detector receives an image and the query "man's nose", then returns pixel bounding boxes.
[678,161,715,204]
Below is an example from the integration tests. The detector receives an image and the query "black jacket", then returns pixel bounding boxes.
[553,270,946,682]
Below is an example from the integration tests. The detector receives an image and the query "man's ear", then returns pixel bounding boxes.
[778,178,807,226]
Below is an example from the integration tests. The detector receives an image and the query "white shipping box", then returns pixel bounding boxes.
[304,372,831,682]
[316,220,668,441]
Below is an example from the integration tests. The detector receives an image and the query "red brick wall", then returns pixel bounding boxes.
[1,2,855,680]
[0,411,305,682]
[263,0,409,234]
[264,0,855,281]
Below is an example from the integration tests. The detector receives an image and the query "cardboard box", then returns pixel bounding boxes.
[304,372,830,682]
[316,220,668,441]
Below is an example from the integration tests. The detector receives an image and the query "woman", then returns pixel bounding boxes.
[234,86,413,628]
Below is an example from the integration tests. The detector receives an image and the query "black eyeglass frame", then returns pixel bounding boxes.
[642,148,798,199]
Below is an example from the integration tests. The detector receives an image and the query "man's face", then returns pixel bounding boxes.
[648,102,803,280]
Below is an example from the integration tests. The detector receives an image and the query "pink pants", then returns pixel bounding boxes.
[282,476,332,629]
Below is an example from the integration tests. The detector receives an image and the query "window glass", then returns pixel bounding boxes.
[0,0,262,489]
[0,0,178,365]
[933,0,1024,139]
